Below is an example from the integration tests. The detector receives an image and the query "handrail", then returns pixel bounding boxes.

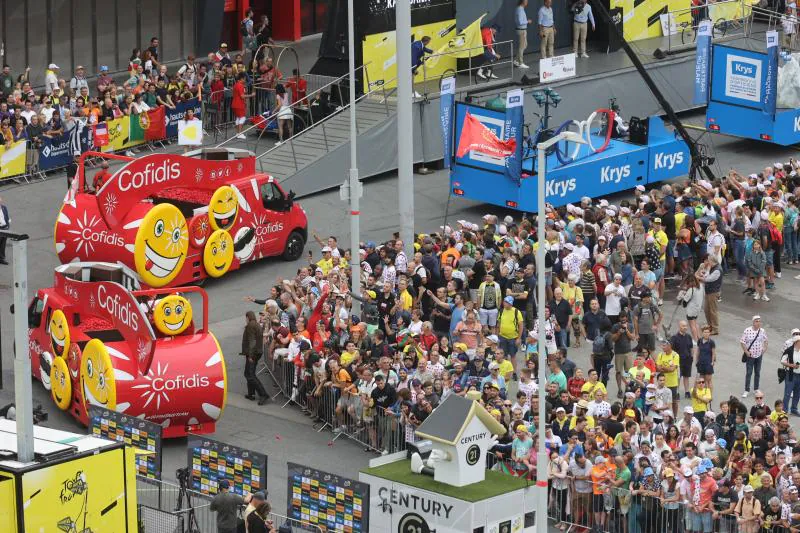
[214,63,371,149]
[256,73,400,171]
[420,38,516,97]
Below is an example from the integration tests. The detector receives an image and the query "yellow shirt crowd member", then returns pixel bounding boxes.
[656,350,680,388]
[691,385,712,413]
[768,209,785,232]
[498,306,523,340]
[398,289,414,311]
[581,380,607,398]
[650,229,669,262]
[317,257,334,275]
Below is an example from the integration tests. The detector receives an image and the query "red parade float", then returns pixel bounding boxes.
[55,148,308,288]
[28,262,226,437]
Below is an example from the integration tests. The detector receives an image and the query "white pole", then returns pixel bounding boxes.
[396,0,415,256]
[10,235,33,462]
[348,0,361,313]
[535,143,549,528]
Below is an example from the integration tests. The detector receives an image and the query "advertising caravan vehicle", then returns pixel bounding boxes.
[55,148,308,288]
[27,262,227,438]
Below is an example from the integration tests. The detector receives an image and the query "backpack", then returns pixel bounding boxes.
[592,332,611,358]
[768,222,783,245]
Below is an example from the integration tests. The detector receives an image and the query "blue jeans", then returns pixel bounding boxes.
[733,239,746,278]
[794,228,800,262]
[745,356,763,392]
[556,327,569,348]
[784,374,800,412]
[784,227,796,262]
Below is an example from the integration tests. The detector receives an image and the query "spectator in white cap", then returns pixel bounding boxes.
[45,63,60,95]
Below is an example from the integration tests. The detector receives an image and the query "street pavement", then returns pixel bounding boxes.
[2,113,800,516]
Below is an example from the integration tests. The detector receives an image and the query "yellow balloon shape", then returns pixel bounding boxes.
[50,356,72,410]
[49,309,70,358]
[208,186,239,231]
[153,294,193,336]
[203,229,234,278]
[134,203,189,287]
[81,339,117,411]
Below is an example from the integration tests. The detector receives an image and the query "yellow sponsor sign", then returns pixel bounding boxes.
[0,140,27,180]
[101,116,146,153]
[21,447,136,532]
[0,475,15,532]
[364,18,462,92]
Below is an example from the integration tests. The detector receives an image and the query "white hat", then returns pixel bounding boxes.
[566,203,576,213]
[598,234,607,241]
[503,215,514,225]
[457,219,468,227]
[556,407,566,412]
[498,224,508,235]
[705,411,716,418]
[440,224,452,234]
[594,456,606,464]
[743,485,755,493]
[605,209,615,218]
[359,248,366,256]
[757,183,766,192]
[575,208,584,217]
[599,199,609,207]
[636,185,645,192]
[487,334,499,343]
[48,63,59,69]
[555,220,565,229]
[705,428,715,436]
[482,214,492,220]
[749,173,758,180]
[775,162,784,169]
[620,207,631,215]
[752,315,762,321]
[581,196,591,204]
[684,405,694,414]
[488,361,500,370]
[564,243,574,250]
[321,246,332,252]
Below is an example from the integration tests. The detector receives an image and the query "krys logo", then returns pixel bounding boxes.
[601,164,630,184]
[546,178,576,198]
[654,152,684,170]
[732,61,756,78]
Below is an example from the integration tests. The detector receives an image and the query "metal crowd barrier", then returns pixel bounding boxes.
[136,475,324,533]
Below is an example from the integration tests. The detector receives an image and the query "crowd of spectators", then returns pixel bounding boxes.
[243,162,800,532]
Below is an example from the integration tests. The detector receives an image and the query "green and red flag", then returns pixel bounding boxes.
[130,106,166,142]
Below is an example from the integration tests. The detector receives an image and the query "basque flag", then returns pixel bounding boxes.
[456,112,517,159]
[93,122,109,147]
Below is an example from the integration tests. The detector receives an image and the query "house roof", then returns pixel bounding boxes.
[415,395,506,446]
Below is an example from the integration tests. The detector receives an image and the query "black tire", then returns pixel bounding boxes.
[282,230,305,261]
[681,25,693,45]
[713,18,728,39]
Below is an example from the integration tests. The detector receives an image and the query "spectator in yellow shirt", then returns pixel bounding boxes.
[690,377,713,420]
[317,246,334,275]
[656,338,680,415]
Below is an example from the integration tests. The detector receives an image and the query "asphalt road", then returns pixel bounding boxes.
[2,113,800,518]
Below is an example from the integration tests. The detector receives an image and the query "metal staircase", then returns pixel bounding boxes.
[256,92,397,181]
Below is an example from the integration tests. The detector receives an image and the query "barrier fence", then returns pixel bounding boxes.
[136,475,324,533]
[1,98,202,184]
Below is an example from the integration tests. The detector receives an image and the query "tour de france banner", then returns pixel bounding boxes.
[694,20,712,105]
[504,88,524,184]
[0,140,26,180]
[362,17,482,92]
[763,30,779,116]
[440,76,456,169]
[359,474,473,533]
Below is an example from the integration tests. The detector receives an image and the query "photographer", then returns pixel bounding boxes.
[571,0,595,58]
[210,479,254,533]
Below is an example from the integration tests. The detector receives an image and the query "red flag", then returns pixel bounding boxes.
[456,112,517,159]
[93,122,109,147]
[144,106,167,140]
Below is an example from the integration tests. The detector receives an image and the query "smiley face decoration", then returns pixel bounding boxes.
[152,294,193,336]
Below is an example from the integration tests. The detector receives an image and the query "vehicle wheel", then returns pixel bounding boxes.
[681,25,693,45]
[713,18,728,39]
[282,231,305,261]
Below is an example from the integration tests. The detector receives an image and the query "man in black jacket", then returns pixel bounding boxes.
[242,311,268,405]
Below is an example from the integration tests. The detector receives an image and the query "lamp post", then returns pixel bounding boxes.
[531,88,561,131]
[534,132,585,527]
[347,0,361,313]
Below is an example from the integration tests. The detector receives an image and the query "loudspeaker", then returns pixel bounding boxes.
[628,116,649,145]
[520,74,539,86]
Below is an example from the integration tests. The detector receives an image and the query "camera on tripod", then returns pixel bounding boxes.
[176,467,190,486]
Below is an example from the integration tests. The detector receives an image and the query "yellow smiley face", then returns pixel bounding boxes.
[208,186,239,231]
[134,203,189,287]
[153,294,193,336]
[81,339,116,410]
[203,229,234,278]
[49,309,70,358]
[50,356,72,410]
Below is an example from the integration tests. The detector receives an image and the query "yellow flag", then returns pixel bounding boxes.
[440,15,486,59]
